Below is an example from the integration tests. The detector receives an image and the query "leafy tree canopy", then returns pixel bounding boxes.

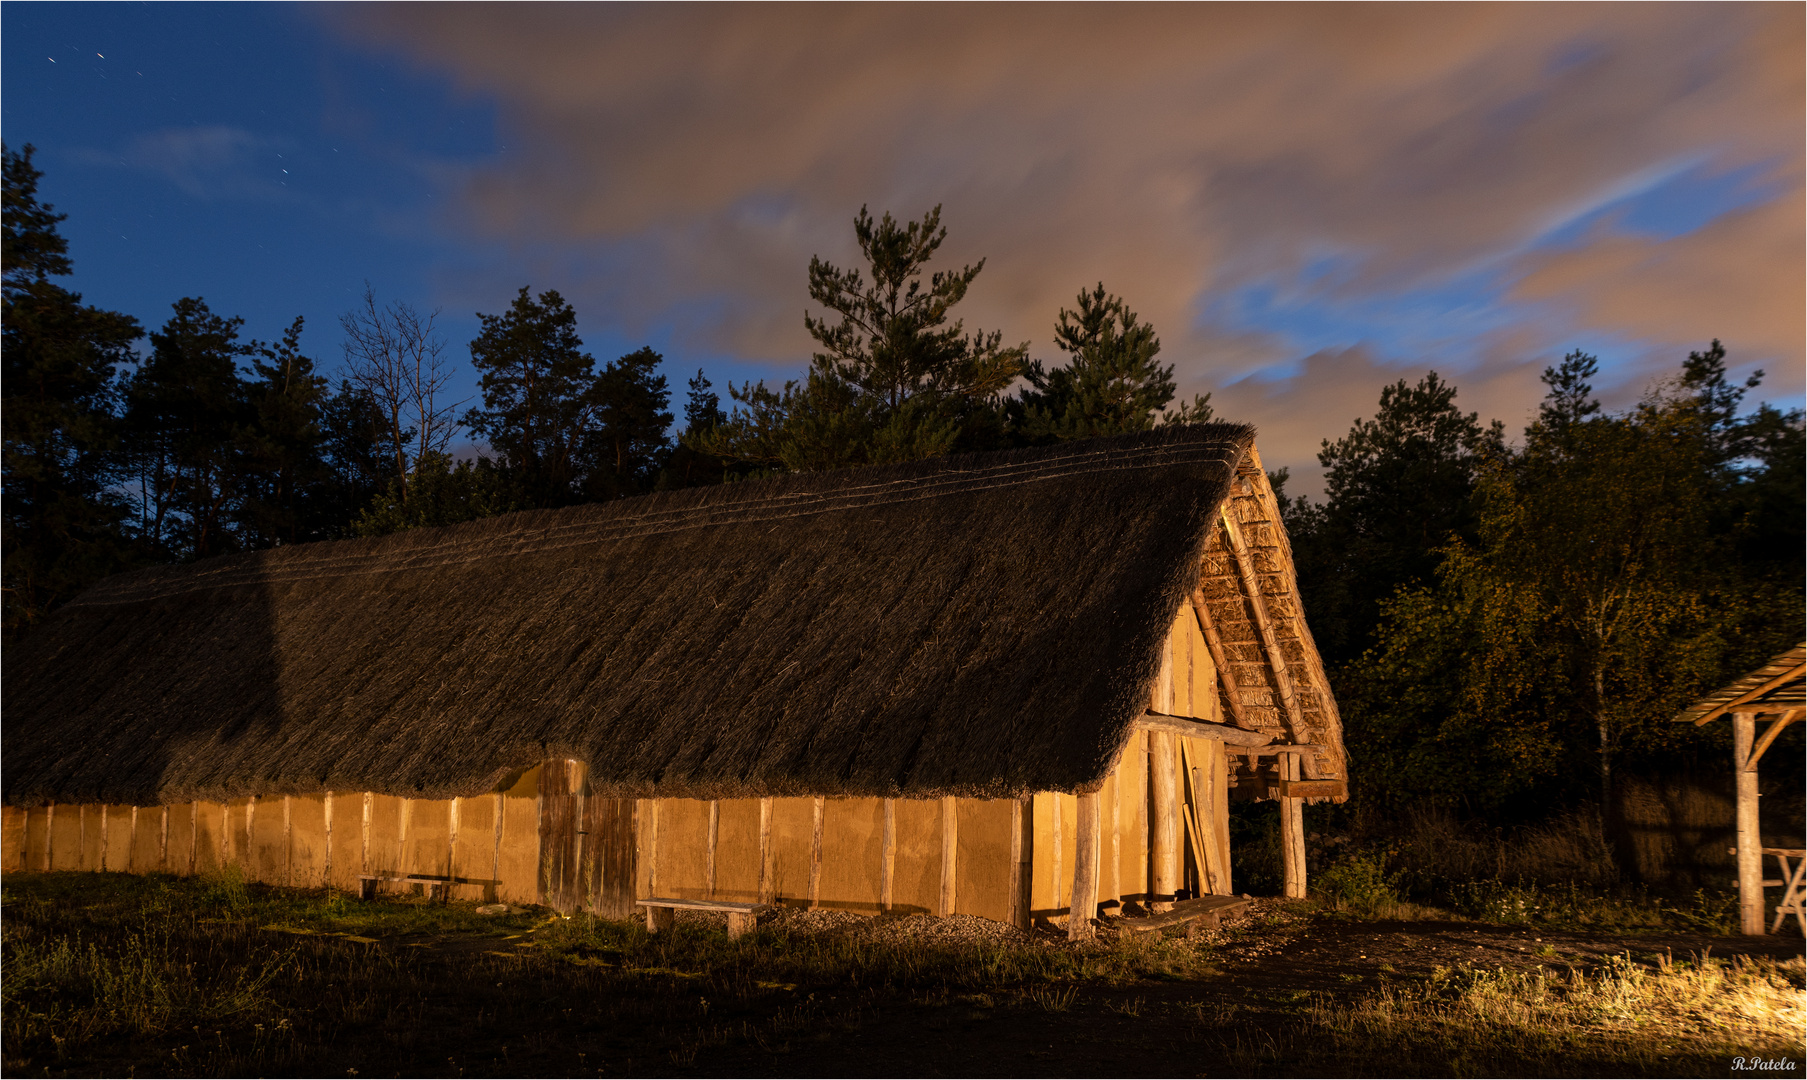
[1285,371,1499,665]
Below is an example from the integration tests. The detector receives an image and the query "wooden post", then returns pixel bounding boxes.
[128,807,138,873]
[706,800,720,899]
[447,797,460,883]
[758,797,775,905]
[940,796,958,917]
[221,802,231,868]
[645,798,660,899]
[44,802,55,872]
[809,797,824,910]
[1735,711,1765,935]
[361,793,372,882]
[95,805,104,872]
[189,802,198,877]
[159,806,169,872]
[880,798,896,912]
[399,797,412,884]
[1108,771,1122,913]
[1151,732,1179,911]
[246,796,257,877]
[1009,798,1027,929]
[1281,754,1307,899]
[323,792,333,890]
[492,791,504,902]
[1049,793,1063,917]
[1069,791,1100,941]
[283,796,293,887]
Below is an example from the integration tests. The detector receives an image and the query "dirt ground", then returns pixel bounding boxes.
[8,875,1803,1079]
[683,903,1807,1078]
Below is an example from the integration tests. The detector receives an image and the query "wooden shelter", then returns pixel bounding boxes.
[1,426,1347,936]
[1675,643,1805,936]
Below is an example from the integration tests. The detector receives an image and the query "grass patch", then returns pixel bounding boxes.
[5,871,1799,1077]
[1291,953,1806,1075]
[0,871,1213,1076]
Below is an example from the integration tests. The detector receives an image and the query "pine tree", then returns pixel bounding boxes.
[121,298,252,560]
[1014,283,1176,440]
[704,206,1027,471]
[2,143,144,633]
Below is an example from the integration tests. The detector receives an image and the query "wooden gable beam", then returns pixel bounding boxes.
[1189,588,1257,731]
[1218,508,1308,737]
[1136,711,1275,747]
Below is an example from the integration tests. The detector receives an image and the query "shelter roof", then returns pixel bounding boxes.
[1674,643,1807,725]
[4,425,1345,807]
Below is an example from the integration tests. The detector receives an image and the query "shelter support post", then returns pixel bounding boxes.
[1070,791,1100,941]
[1281,755,1306,900]
[1735,711,1765,935]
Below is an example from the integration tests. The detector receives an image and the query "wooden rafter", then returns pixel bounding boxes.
[1218,508,1306,735]
[1696,666,1807,725]
[1189,589,1256,731]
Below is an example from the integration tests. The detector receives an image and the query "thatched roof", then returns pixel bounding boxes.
[5,425,1345,808]
[1675,643,1807,725]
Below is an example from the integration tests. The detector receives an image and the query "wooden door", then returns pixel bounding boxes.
[537,759,583,912]
[580,796,638,918]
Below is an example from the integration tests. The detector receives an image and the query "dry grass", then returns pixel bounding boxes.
[1295,953,1806,1076]
[5,871,1799,1077]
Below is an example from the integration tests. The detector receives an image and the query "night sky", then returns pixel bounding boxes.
[6,3,1801,494]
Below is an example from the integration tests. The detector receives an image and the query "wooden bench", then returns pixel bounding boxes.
[1765,847,1806,936]
[1117,894,1253,936]
[637,897,771,938]
[358,874,493,903]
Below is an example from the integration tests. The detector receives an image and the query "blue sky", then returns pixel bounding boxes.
[6,3,1800,495]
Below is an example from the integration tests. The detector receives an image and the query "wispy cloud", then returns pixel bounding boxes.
[81,125,304,203]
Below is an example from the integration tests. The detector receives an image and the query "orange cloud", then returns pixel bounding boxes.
[330,3,1803,480]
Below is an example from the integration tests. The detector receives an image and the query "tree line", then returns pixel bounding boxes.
[3,151,1199,636]
[1283,349,1802,832]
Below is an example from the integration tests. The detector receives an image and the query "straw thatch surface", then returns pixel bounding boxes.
[4,425,1344,808]
[1674,643,1806,725]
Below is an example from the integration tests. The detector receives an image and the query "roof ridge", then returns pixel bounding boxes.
[71,427,1256,608]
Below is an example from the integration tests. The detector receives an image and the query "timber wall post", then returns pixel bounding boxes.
[1281,754,1307,899]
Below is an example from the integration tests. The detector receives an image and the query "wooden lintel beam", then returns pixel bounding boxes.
[1189,589,1255,730]
[1218,510,1308,735]
[1230,743,1322,756]
[1278,778,1347,800]
[1137,711,1275,747]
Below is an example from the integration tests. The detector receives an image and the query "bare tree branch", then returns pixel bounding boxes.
[339,285,461,501]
